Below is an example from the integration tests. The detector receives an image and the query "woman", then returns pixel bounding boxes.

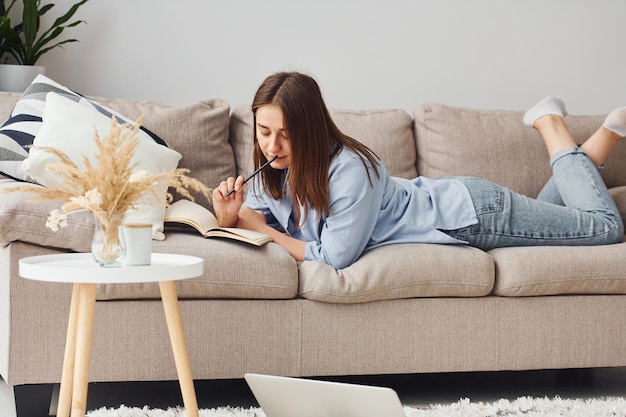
[213,72,625,269]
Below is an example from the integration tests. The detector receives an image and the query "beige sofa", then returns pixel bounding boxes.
[2,92,626,414]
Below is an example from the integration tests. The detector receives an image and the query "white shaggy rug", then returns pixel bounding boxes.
[86,396,626,416]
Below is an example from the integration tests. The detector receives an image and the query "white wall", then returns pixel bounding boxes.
[33,0,626,114]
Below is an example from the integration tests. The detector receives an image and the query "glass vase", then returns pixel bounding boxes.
[91,213,126,267]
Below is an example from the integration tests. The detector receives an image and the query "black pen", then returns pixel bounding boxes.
[225,155,279,197]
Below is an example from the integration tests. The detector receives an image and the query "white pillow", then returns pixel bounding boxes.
[22,92,182,240]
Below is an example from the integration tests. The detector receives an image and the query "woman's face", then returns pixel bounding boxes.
[255,104,292,170]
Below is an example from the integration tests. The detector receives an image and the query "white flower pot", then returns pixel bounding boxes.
[0,64,45,92]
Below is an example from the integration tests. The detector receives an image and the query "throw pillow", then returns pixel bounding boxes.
[23,92,182,240]
[0,74,169,183]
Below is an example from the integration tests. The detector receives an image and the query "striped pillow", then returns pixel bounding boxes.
[0,75,168,182]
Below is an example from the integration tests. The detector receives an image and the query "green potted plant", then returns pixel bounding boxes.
[0,0,90,91]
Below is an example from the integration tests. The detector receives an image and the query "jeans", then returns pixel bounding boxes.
[443,147,624,251]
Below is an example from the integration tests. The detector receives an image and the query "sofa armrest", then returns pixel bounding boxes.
[0,180,92,252]
[1,242,74,385]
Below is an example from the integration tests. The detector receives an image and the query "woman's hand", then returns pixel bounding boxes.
[236,206,268,232]
[238,206,306,262]
[212,176,246,227]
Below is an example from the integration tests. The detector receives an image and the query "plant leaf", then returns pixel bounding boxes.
[32,38,78,63]
[1,0,18,18]
[37,3,54,16]
[21,0,38,49]
[49,0,89,28]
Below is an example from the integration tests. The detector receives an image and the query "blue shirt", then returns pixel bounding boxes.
[244,148,478,269]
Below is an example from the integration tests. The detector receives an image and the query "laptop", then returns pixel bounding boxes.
[244,373,407,417]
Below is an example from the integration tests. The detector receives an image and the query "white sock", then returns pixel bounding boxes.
[523,96,568,127]
[603,107,626,137]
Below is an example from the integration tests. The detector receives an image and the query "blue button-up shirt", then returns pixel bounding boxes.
[244,147,478,269]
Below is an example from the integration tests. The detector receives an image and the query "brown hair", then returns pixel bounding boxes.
[252,72,379,225]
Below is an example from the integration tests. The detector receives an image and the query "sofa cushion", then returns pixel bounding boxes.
[94,96,233,209]
[298,243,494,303]
[96,232,298,300]
[230,106,417,180]
[413,103,626,198]
[490,243,626,296]
[0,77,72,181]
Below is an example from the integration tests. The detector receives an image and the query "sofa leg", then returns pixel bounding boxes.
[9,382,55,417]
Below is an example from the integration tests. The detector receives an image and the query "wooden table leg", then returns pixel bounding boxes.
[70,283,97,417]
[159,280,199,417]
[57,284,81,417]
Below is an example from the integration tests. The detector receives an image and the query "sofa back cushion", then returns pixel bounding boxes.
[95,97,234,208]
[230,106,417,180]
[413,103,626,198]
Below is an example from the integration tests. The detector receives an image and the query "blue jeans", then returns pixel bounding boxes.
[443,147,624,250]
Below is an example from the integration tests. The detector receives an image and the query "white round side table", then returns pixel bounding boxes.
[19,252,204,417]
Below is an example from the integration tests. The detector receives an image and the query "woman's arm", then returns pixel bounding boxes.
[237,206,306,261]
[303,152,386,269]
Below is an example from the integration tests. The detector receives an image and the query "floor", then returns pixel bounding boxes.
[9,367,626,416]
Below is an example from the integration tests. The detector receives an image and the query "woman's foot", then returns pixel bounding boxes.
[603,107,626,137]
[523,96,568,128]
